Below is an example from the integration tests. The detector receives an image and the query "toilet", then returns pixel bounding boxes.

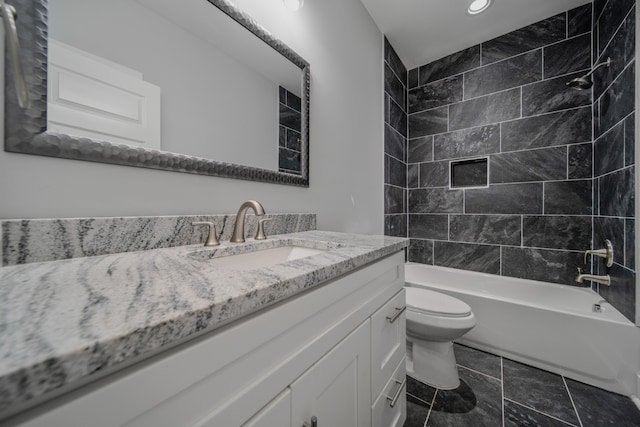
[405,286,476,390]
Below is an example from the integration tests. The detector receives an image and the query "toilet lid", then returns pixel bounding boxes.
[405,287,472,317]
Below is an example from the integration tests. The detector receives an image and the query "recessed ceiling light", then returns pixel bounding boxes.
[283,0,304,11]
[468,0,491,15]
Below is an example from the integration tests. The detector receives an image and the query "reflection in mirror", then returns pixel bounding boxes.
[5,0,309,186]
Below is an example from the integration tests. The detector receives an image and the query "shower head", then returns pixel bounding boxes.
[567,57,612,90]
[567,76,594,89]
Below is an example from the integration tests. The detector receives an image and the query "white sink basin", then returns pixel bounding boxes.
[205,245,327,271]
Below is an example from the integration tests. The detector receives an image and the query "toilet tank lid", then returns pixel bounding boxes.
[405,286,472,317]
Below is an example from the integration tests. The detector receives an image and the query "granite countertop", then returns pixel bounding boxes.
[0,231,407,417]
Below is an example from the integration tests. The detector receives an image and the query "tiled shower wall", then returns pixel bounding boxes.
[384,38,408,236]
[592,0,636,321]
[279,86,303,175]
[404,5,596,287]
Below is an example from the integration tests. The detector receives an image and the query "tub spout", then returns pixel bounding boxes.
[575,268,611,286]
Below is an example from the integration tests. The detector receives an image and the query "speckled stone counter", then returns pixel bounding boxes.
[0,231,407,418]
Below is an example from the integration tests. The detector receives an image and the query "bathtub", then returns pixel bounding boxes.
[405,263,640,397]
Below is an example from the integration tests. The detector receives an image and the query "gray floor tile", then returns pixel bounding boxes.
[503,359,579,425]
[454,343,502,380]
[427,367,502,426]
[566,378,640,427]
[405,393,430,427]
[504,399,577,426]
[408,375,437,404]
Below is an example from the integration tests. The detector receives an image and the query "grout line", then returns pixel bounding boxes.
[501,357,505,427]
[504,398,580,427]
[406,391,433,407]
[594,0,610,22]
[520,216,524,247]
[593,59,636,105]
[563,376,584,427]
[457,364,502,382]
[424,386,438,427]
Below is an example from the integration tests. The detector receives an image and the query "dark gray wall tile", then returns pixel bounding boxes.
[419,46,480,85]
[568,143,593,179]
[600,63,635,136]
[544,180,593,215]
[408,136,433,163]
[409,107,448,138]
[408,164,419,188]
[409,75,463,113]
[384,93,390,123]
[465,183,543,214]
[567,378,640,427]
[600,167,635,217]
[385,63,405,111]
[598,263,636,322]
[389,98,408,137]
[409,239,434,264]
[626,219,635,270]
[625,114,635,166]
[420,160,449,187]
[434,124,500,160]
[543,34,591,78]
[594,120,624,176]
[385,154,406,188]
[409,188,463,213]
[568,3,592,37]
[384,184,404,214]
[409,214,448,240]
[384,37,407,86]
[502,247,586,285]
[597,0,635,58]
[465,50,542,99]
[482,13,566,64]
[384,214,407,237]
[523,216,592,250]
[522,71,592,116]
[594,0,608,23]
[593,8,635,100]
[594,216,625,263]
[279,147,301,172]
[450,215,521,245]
[384,123,405,161]
[594,100,601,137]
[449,88,521,131]
[490,147,567,183]
[286,129,301,151]
[434,241,500,274]
[501,107,592,151]
[408,68,419,89]
[279,104,302,132]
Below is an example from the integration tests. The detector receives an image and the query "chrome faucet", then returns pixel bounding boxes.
[576,268,611,286]
[230,200,266,243]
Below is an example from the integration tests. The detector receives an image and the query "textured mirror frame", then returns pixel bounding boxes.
[5,0,310,187]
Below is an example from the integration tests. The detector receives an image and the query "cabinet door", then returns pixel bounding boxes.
[291,321,371,427]
[371,290,406,398]
[242,389,291,427]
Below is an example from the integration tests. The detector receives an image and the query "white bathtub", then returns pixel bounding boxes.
[405,263,640,397]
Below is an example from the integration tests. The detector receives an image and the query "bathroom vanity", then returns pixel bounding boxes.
[0,226,407,427]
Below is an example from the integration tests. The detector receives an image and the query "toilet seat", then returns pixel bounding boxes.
[406,287,472,318]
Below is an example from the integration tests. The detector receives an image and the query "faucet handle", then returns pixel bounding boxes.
[577,267,583,274]
[255,218,273,240]
[192,221,220,246]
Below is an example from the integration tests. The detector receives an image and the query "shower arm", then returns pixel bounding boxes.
[583,57,612,78]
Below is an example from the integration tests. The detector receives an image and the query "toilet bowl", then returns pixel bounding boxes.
[405,286,476,390]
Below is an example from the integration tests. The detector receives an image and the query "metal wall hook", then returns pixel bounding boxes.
[1,3,29,108]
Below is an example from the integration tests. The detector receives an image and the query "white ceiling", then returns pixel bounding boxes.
[360,0,592,70]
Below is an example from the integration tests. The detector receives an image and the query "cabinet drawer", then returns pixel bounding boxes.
[371,289,406,398]
[372,356,406,427]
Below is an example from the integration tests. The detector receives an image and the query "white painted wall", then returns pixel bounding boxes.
[0,0,384,234]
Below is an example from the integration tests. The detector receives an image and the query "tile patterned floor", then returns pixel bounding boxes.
[405,343,640,427]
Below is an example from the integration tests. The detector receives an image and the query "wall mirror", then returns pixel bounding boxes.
[5,0,310,186]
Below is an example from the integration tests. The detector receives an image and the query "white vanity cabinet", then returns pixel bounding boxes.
[8,252,406,427]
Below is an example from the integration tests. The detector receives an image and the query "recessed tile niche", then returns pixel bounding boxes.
[450,158,488,189]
